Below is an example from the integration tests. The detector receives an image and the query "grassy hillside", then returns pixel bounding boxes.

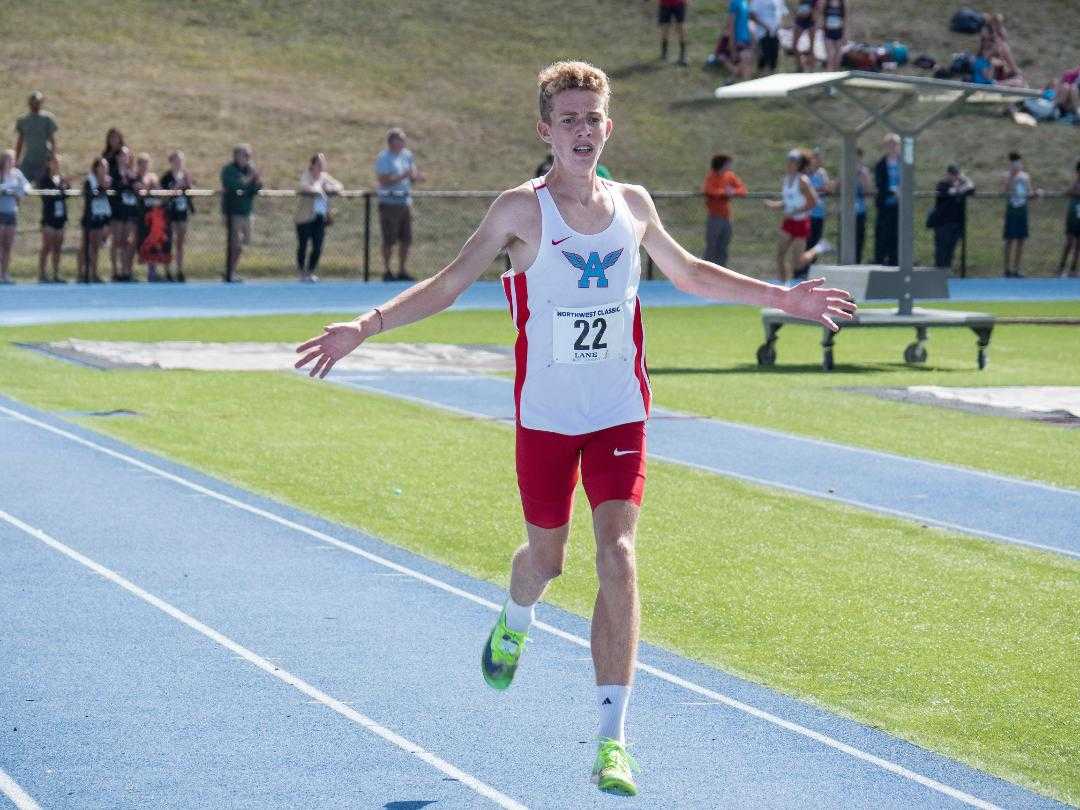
[4,0,1078,277]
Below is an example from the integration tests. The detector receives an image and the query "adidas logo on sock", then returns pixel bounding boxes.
[601,697,613,706]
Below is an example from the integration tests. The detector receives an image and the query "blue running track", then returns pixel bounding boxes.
[0,395,1067,809]
[329,372,1080,560]
[1,277,1077,326]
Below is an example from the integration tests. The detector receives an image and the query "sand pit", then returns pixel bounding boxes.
[854,385,1080,425]
[23,339,514,374]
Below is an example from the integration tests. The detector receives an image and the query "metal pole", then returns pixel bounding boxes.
[363,192,371,282]
[840,133,857,265]
[897,134,916,315]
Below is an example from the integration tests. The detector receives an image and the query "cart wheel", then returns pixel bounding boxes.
[977,348,987,370]
[822,347,834,371]
[903,343,928,364]
[756,343,777,366]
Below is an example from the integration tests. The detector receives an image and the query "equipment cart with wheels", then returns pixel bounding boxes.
[756,265,995,371]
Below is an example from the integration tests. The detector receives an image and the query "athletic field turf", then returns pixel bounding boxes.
[2,298,1078,806]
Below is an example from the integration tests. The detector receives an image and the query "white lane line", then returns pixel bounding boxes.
[0,403,1002,809]
[0,508,526,810]
[0,768,42,810]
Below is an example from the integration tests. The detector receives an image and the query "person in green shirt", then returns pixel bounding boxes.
[14,91,58,188]
[220,143,262,282]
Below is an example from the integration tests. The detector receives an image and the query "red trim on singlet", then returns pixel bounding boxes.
[502,272,530,422]
[632,297,651,415]
[534,181,547,189]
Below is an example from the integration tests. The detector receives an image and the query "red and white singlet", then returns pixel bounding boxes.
[501,178,651,436]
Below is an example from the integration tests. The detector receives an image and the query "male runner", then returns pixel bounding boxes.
[295,60,856,797]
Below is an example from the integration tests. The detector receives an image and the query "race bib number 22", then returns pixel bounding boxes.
[552,302,625,364]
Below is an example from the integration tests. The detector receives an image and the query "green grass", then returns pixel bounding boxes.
[0,312,1079,804]
[5,299,1080,488]
[5,0,1079,279]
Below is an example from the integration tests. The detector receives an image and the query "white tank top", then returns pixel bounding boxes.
[501,178,651,436]
[782,173,809,220]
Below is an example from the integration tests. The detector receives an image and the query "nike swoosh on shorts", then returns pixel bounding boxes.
[612,449,639,456]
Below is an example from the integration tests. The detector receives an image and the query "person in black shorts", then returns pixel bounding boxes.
[658,1,688,66]
[37,154,69,283]
[793,0,818,72]
[78,157,111,284]
[821,0,845,71]
[111,146,140,281]
[102,128,125,274]
[1057,159,1080,278]
[160,150,195,283]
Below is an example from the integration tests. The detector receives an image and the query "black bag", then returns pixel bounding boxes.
[950,8,985,34]
[925,208,942,229]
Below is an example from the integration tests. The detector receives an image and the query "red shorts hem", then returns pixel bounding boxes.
[782,218,811,239]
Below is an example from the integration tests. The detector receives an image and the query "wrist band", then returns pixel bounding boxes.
[372,307,385,334]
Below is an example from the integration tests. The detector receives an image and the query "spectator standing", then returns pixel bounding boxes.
[1002,151,1040,278]
[702,153,747,265]
[295,152,344,283]
[750,0,787,74]
[375,128,423,282]
[765,148,818,282]
[794,147,833,278]
[110,147,140,282]
[658,0,689,66]
[220,143,262,283]
[37,153,70,283]
[14,91,58,188]
[133,153,170,282]
[0,150,31,284]
[101,128,126,276]
[873,133,902,265]
[1057,160,1080,278]
[792,0,818,72]
[77,158,111,284]
[820,0,845,71]
[160,151,194,283]
[727,0,754,80]
[929,164,975,272]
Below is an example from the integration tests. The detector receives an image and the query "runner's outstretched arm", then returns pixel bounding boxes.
[294,190,519,378]
[629,185,857,331]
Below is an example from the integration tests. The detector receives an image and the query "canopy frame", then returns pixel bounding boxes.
[715,72,1039,313]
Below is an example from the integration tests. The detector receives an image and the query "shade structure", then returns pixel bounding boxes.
[714,71,1039,311]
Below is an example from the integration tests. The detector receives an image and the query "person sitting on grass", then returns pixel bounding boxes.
[295,60,855,799]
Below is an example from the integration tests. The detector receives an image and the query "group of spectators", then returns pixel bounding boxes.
[2,91,425,284]
[702,138,1080,279]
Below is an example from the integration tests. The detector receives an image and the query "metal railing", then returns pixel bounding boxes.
[5,188,1076,281]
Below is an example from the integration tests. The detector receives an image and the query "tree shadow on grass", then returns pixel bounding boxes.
[606,61,666,80]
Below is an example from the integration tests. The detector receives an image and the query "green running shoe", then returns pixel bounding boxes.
[591,737,640,797]
[481,608,527,691]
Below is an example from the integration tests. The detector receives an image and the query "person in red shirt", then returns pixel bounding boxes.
[701,154,747,265]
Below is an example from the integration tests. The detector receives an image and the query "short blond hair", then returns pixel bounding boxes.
[537,61,611,123]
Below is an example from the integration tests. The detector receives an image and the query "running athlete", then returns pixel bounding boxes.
[766,148,820,282]
[295,61,855,798]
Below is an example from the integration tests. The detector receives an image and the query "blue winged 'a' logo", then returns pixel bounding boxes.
[561,248,622,289]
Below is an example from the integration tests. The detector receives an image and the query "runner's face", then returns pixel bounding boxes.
[539,89,612,172]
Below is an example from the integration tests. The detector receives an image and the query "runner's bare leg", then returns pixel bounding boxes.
[591,500,640,686]
[509,521,569,606]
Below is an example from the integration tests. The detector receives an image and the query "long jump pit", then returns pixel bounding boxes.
[18,339,514,375]
[854,385,1080,427]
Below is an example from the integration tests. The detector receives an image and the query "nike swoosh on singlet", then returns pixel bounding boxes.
[551,236,571,245]
[612,449,639,457]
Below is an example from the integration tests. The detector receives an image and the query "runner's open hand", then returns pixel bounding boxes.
[294,321,365,379]
[779,278,857,332]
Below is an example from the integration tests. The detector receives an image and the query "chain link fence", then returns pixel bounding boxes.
[5,188,1076,282]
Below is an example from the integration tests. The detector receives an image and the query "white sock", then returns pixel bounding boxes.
[596,684,631,744]
[503,596,534,633]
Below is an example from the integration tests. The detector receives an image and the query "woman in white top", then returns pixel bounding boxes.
[295,152,344,282]
[0,149,32,284]
[765,148,819,282]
